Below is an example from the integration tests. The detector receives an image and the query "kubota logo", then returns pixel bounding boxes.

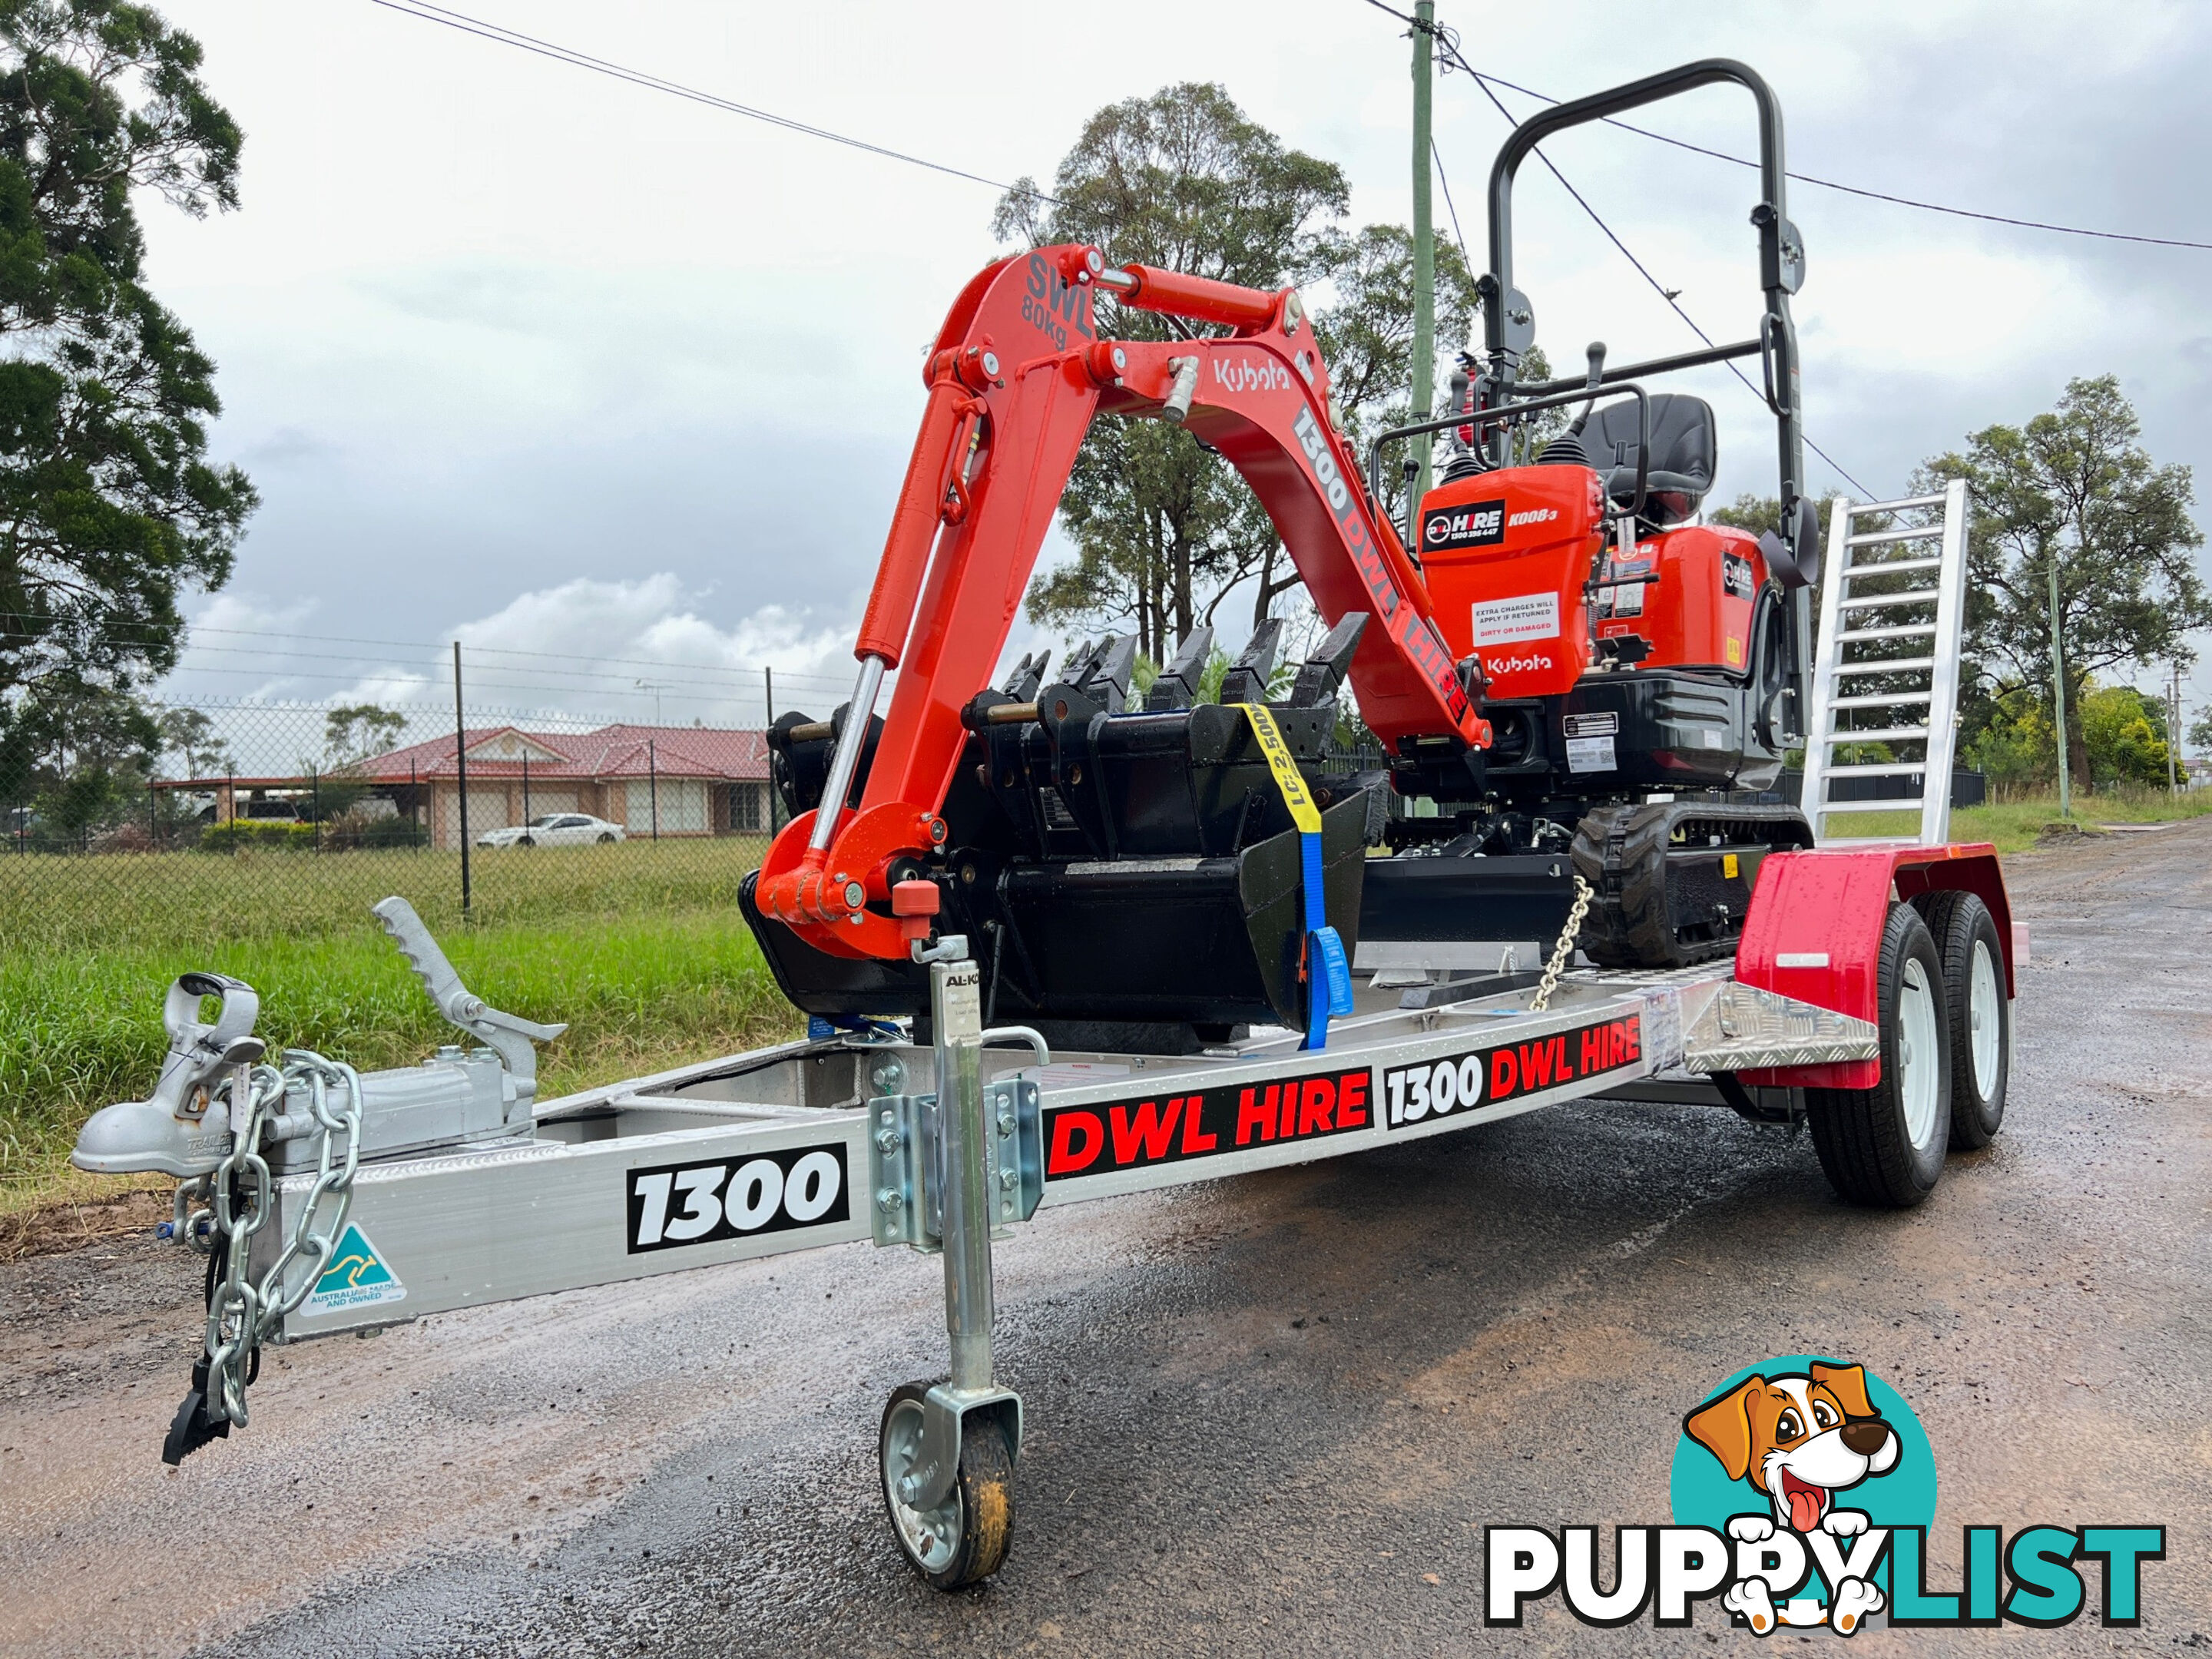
[1214,356,1293,394]
[1486,652,1553,675]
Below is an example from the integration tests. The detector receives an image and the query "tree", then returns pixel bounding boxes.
[0,2,256,700]
[0,670,154,842]
[1709,493,1782,538]
[2078,683,2170,786]
[1918,376,2210,789]
[2190,705,2212,756]
[155,700,226,773]
[995,84,1344,660]
[996,86,1480,654]
[324,702,404,765]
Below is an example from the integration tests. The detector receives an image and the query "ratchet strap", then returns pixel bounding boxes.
[1240,704,1353,1051]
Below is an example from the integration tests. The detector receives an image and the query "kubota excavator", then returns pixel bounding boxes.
[743,58,1826,1050]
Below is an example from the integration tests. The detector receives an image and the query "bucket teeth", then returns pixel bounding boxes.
[1002,649,1051,700]
[1073,634,1138,714]
[1289,612,1369,708]
[1219,617,1283,706]
[1146,625,1215,711]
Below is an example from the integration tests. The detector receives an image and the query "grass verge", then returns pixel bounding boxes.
[1818,787,2212,853]
[2,887,799,1225]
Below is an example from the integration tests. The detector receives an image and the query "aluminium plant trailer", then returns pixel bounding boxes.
[71,838,2017,1589]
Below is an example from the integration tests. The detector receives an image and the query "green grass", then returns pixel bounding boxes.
[1820,786,2212,853]
[0,839,798,1217]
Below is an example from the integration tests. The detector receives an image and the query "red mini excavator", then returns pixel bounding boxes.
[744,58,1825,1048]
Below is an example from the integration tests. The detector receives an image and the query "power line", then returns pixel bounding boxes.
[0,611,853,690]
[365,1,1057,207]
[1362,0,2212,251]
[1382,6,1875,497]
[1471,68,2212,253]
[1430,136,1471,267]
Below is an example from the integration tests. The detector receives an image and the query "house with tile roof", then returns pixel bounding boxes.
[343,722,773,846]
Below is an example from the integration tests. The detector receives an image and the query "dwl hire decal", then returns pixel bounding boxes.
[1485,1354,2164,1634]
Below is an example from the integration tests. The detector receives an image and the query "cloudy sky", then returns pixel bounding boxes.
[145,0,2212,726]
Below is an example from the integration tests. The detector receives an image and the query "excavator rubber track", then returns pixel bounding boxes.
[1568,800,1815,969]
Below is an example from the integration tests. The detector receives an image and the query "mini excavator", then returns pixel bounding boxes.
[743,58,1824,1051]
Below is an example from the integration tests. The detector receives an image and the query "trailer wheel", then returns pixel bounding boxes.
[1806,902,1950,1208]
[879,1382,1014,1590]
[1912,889,2009,1149]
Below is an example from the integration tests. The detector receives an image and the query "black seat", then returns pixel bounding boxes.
[1579,393,1715,526]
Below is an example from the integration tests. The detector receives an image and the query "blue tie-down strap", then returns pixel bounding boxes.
[1300,830,1354,1050]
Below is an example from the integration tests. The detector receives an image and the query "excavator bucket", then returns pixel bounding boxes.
[745,622,1376,1050]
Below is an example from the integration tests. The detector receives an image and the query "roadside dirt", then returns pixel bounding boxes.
[3,824,2207,1657]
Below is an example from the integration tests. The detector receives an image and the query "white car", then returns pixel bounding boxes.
[476,813,626,848]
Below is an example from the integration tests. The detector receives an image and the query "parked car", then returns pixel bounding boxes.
[476,813,626,848]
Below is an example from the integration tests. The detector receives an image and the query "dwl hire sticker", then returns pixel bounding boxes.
[303,1222,408,1316]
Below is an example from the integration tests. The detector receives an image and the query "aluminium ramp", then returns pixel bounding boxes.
[1799,478,1970,845]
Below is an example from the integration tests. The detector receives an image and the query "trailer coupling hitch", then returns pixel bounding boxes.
[68,898,571,1467]
[73,897,567,1183]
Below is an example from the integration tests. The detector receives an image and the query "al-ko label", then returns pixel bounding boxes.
[626,1144,850,1253]
[1474,591,1561,647]
[1422,498,1506,552]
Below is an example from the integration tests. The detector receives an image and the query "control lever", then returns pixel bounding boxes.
[372,896,567,1106]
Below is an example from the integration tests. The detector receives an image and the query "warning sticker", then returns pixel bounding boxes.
[1565,733,1618,773]
[1472,591,1561,647]
[303,1223,407,1316]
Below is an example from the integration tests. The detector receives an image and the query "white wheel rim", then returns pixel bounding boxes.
[882,1399,960,1572]
[1968,939,2002,1099]
[1898,959,1941,1152]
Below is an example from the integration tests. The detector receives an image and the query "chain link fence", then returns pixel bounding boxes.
[0,695,790,949]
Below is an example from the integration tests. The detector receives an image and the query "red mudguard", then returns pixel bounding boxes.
[1734,843,2014,1090]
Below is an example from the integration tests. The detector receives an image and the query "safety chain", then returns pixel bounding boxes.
[1529,875,1594,1012]
[201,1050,364,1427]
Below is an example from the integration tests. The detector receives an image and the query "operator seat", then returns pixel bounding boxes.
[1581,392,1716,527]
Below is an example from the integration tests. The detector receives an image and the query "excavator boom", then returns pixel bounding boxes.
[756,243,1486,979]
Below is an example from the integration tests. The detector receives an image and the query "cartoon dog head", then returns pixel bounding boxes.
[1684,1362,1900,1532]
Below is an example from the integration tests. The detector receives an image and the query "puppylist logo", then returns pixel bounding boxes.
[1485,1354,2165,1636]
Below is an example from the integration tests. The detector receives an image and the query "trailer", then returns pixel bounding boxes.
[73,833,2015,1588]
[64,56,2022,1590]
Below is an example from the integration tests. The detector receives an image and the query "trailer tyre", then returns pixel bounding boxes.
[879,1382,1015,1591]
[1912,889,2009,1150]
[1806,902,1950,1208]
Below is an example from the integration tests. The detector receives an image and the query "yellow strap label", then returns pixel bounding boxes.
[1240,704,1321,834]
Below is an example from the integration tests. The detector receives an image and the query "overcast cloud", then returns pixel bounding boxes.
[144,0,2212,721]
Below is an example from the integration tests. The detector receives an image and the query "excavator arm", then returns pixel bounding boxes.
[757,243,1487,969]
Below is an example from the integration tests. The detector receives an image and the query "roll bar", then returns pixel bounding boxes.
[1476,58,1806,527]
[1471,58,1817,737]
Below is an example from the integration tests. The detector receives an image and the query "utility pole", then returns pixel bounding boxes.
[1410,0,1437,507]
[454,640,472,911]
[765,666,782,834]
[2169,661,2182,795]
[2048,561,2069,819]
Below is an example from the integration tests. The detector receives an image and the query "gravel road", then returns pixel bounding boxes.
[4,823,2206,1657]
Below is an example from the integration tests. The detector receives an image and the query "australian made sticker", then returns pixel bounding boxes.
[303,1222,408,1316]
